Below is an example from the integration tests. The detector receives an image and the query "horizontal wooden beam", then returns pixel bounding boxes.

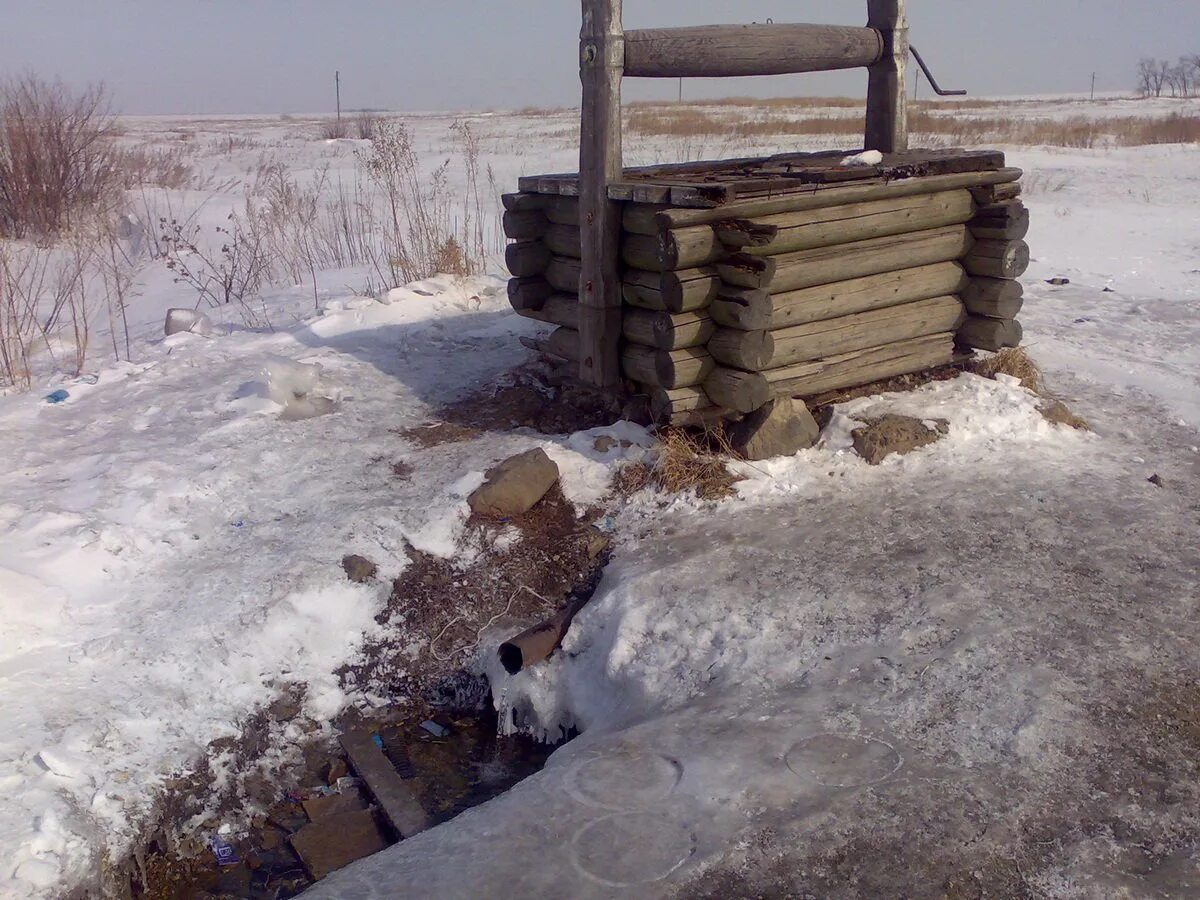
[623,24,883,78]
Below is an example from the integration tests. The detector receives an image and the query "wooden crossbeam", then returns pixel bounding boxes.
[623,24,884,78]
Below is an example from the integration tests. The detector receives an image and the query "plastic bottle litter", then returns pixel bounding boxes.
[44,390,69,404]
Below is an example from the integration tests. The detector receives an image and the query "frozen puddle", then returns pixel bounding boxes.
[302,686,925,898]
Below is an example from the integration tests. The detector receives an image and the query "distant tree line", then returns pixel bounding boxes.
[1137,57,1200,98]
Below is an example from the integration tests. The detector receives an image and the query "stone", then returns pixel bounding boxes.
[729,398,820,461]
[468,449,560,518]
[851,414,949,465]
[288,808,389,880]
[584,525,611,560]
[1148,474,1165,488]
[341,554,378,583]
[593,435,618,453]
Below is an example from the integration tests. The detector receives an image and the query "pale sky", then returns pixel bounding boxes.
[1,1,1198,114]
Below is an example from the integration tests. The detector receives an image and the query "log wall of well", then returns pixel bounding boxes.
[504,165,1027,424]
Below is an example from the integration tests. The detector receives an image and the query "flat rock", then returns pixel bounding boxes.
[341,554,378,583]
[729,399,820,461]
[289,808,389,880]
[164,308,213,336]
[852,414,949,465]
[468,448,559,518]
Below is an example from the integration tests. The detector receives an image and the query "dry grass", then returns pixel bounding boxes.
[969,347,1043,392]
[968,348,1089,430]
[614,427,740,501]
[623,101,1200,149]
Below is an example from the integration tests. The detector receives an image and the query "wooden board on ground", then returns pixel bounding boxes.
[289,809,389,881]
[340,731,430,839]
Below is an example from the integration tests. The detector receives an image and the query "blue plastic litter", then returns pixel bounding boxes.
[44,390,69,404]
[371,733,385,750]
[210,835,239,866]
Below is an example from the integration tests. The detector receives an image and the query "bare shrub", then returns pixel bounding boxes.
[354,113,379,140]
[319,118,349,140]
[356,119,492,285]
[0,234,93,388]
[0,75,121,239]
[160,214,272,327]
[114,144,194,190]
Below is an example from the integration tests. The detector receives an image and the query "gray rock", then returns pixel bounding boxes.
[468,448,560,518]
[729,399,821,461]
[341,554,378,583]
[852,414,949,465]
[593,435,618,453]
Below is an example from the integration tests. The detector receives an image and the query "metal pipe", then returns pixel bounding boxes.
[909,45,966,96]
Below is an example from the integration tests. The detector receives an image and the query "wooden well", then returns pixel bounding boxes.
[504,1,1028,425]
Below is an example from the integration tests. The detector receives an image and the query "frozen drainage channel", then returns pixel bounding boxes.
[301,686,922,898]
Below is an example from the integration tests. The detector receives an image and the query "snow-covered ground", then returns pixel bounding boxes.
[1,100,1198,897]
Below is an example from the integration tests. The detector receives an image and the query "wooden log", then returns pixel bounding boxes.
[957,316,1023,351]
[545,256,581,293]
[766,331,956,399]
[963,239,1029,279]
[768,294,964,368]
[709,286,773,331]
[502,209,550,241]
[622,226,723,271]
[669,406,738,428]
[703,366,771,414]
[544,222,582,258]
[621,266,722,312]
[720,225,972,293]
[707,329,775,371]
[972,181,1022,205]
[621,345,715,389]
[516,293,578,328]
[578,0,625,387]
[648,385,713,422]
[622,308,714,350]
[865,0,909,154]
[502,192,549,212]
[545,195,580,226]
[657,168,1022,229]
[969,203,1030,241]
[521,326,580,361]
[715,219,778,248]
[508,277,555,311]
[624,24,883,78]
[505,240,552,277]
[722,190,975,257]
[962,277,1024,318]
[623,203,670,235]
[710,261,967,331]
[716,254,778,290]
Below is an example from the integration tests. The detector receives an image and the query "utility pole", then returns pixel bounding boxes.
[678,76,683,103]
[913,65,920,102]
[1090,72,1096,101]
[335,71,341,124]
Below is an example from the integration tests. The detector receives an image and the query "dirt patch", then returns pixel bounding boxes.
[396,367,618,449]
[969,347,1042,392]
[348,482,610,703]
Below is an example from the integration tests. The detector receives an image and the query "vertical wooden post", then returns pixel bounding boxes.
[865,0,909,153]
[578,0,624,388]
